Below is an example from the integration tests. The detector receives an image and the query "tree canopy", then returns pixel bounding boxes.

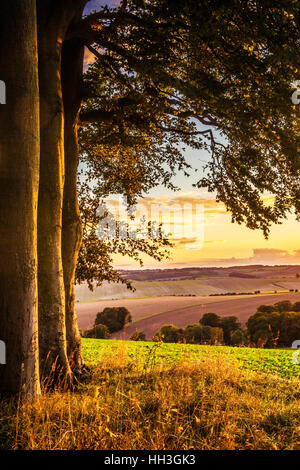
[76,0,299,238]
[75,1,299,289]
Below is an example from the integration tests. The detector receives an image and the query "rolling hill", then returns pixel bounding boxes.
[75,265,300,340]
[75,264,300,301]
[76,291,300,340]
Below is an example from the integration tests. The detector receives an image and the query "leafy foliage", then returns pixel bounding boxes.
[130,330,146,341]
[247,306,300,347]
[76,182,172,290]
[199,312,241,344]
[74,0,299,287]
[231,329,247,347]
[153,322,224,345]
[184,323,224,345]
[153,324,184,343]
[94,306,132,333]
[85,324,111,339]
[200,312,221,328]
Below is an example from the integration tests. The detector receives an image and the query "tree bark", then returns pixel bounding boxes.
[0,1,40,396]
[37,1,77,383]
[61,36,85,372]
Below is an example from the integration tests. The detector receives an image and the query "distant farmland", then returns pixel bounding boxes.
[76,291,300,340]
[75,275,300,301]
[76,265,300,340]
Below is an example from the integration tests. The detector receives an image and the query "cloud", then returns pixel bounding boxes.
[182,248,300,267]
[251,248,300,262]
[174,237,198,246]
[135,192,228,219]
[141,248,300,269]
[252,248,290,259]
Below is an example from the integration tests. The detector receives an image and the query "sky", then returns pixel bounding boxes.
[83,1,300,270]
[111,158,300,269]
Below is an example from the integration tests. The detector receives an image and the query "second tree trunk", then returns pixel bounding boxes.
[61,27,85,374]
[37,1,76,383]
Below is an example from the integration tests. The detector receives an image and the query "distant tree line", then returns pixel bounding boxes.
[209,291,262,297]
[152,313,242,346]
[247,301,300,348]
[151,301,300,348]
[83,299,300,349]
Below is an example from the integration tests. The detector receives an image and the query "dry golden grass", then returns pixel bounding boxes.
[0,344,299,450]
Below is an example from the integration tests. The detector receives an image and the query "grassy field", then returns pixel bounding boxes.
[82,339,300,379]
[1,339,299,450]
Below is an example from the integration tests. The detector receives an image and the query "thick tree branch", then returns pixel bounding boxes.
[79,108,115,124]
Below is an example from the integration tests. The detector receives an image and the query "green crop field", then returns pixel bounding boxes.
[82,338,300,379]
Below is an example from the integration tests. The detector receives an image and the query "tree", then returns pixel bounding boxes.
[184,324,223,345]
[0,1,297,395]
[184,324,205,344]
[257,305,276,314]
[76,181,172,292]
[220,316,241,345]
[130,331,146,341]
[279,312,300,346]
[85,324,110,339]
[293,302,300,312]
[0,0,40,396]
[80,0,299,239]
[66,0,298,367]
[199,313,240,344]
[231,329,247,347]
[36,0,87,381]
[30,0,300,381]
[95,307,132,333]
[201,326,224,345]
[247,302,300,347]
[154,325,184,343]
[274,301,293,313]
[61,12,86,373]
[247,311,281,348]
[200,313,221,327]
[95,324,110,339]
[258,301,295,314]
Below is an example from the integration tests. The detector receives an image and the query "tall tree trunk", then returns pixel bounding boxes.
[62,36,84,373]
[0,0,40,396]
[37,1,77,383]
